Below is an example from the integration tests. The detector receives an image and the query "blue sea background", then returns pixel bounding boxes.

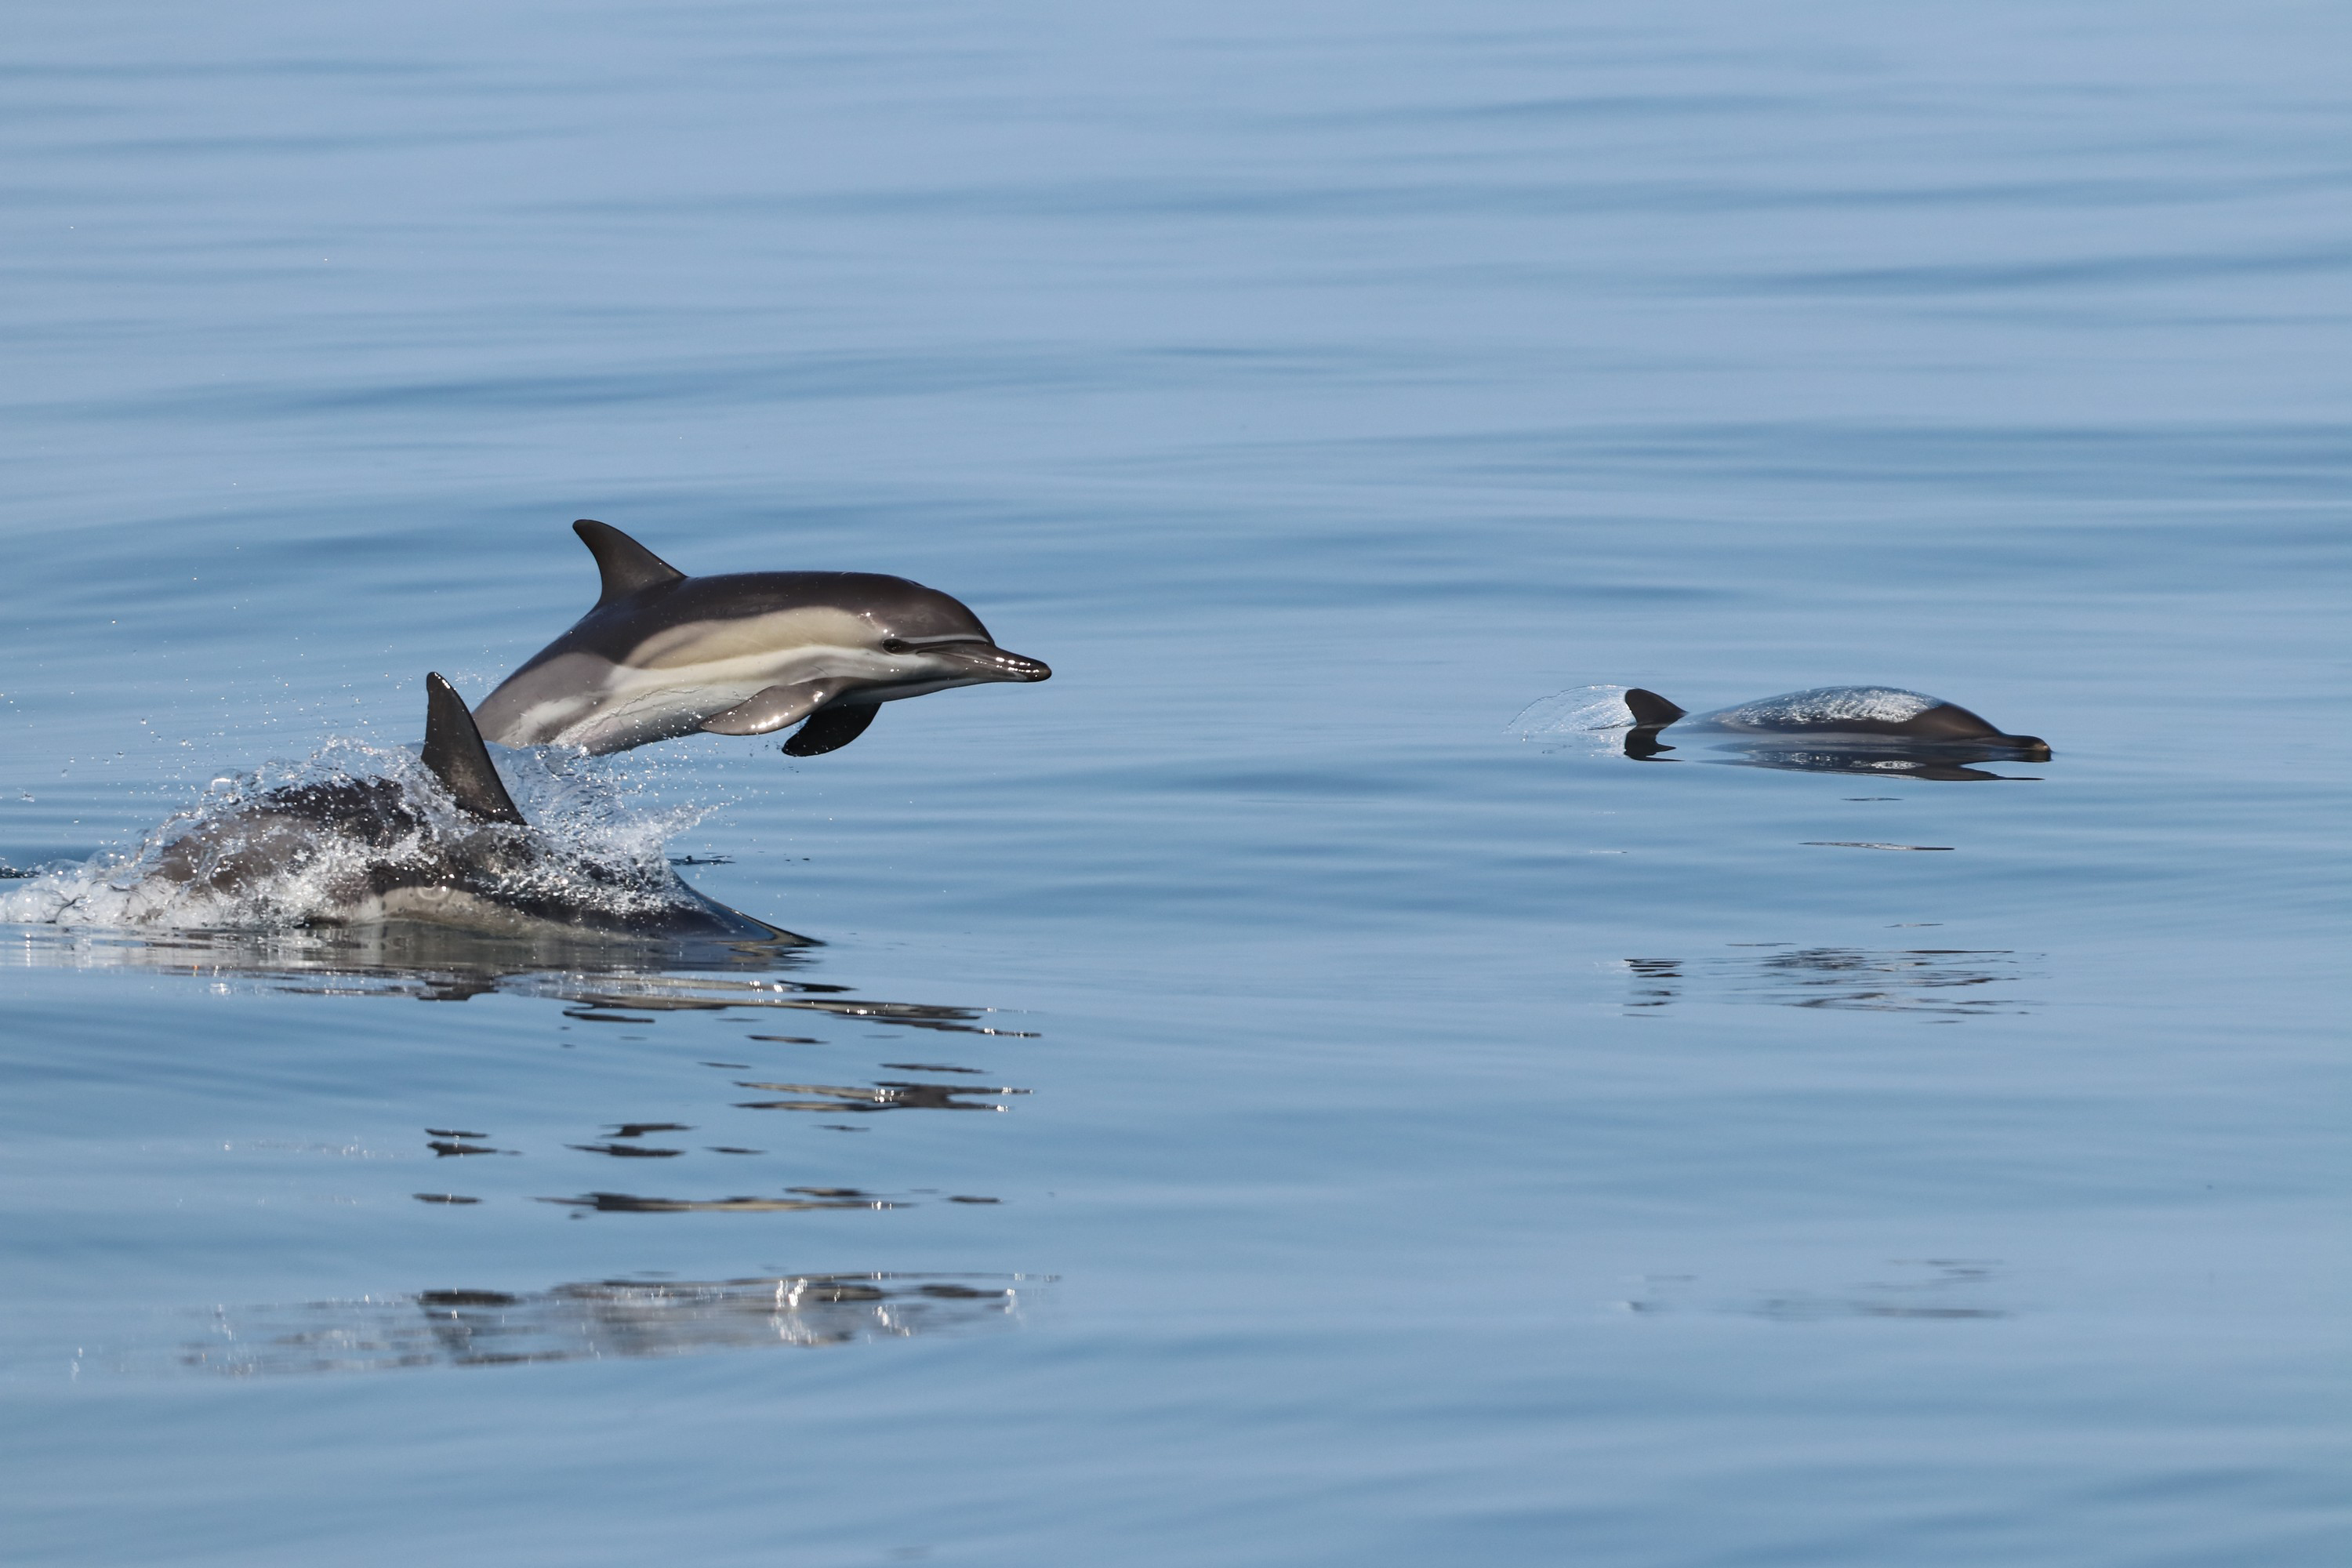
[2,2,2347,1562]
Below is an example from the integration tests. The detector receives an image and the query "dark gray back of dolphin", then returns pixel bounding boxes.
[511,518,1002,673]
[521,572,999,670]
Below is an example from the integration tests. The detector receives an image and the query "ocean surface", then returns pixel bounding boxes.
[2,2,2347,1563]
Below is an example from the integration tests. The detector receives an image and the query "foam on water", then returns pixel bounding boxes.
[1507,685,1636,749]
[1702,686,1940,728]
[0,739,714,933]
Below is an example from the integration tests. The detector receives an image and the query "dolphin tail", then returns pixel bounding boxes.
[1623,688,1686,728]
[422,674,529,825]
[575,518,687,607]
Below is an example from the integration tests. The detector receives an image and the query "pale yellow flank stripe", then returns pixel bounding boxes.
[628,608,874,670]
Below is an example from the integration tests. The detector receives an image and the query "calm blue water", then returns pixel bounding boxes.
[3,2,2347,1562]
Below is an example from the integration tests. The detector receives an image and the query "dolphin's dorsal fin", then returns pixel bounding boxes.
[421,673,528,825]
[1623,688,1686,728]
[575,519,687,607]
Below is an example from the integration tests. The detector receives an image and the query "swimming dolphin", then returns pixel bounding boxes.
[472,521,1051,757]
[1619,686,2050,770]
[135,674,808,943]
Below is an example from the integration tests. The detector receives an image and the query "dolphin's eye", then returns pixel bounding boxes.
[880,638,912,655]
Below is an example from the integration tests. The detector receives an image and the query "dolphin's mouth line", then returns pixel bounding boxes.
[920,641,1051,682]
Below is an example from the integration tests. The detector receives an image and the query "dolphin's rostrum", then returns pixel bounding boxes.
[474,521,1051,757]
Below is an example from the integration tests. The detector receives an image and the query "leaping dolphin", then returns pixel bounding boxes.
[1618,686,2050,772]
[473,521,1051,757]
[131,674,806,943]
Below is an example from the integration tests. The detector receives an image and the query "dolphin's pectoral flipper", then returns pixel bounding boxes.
[421,674,528,826]
[1623,688,1686,728]
[575,518,687,607]
[782,703,880,757]
[699,682,842,736]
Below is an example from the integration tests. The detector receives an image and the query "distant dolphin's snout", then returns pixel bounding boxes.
[933,642,1051,683]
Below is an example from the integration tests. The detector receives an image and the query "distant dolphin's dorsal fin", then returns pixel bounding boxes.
[1623,688,1686,728]
[574,519,687,607]
[421,673,528,825]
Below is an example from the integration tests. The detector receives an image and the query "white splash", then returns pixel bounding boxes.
[0,739,713,932]
[1706,686,1938,728]
[1508,686,1636,751]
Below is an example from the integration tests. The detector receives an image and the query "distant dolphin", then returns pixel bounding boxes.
[1619,686,2050,770]
[473,521,1051,757]
[137,674,807,943]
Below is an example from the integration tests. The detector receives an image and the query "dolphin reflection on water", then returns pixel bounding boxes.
[2,926,1045,1385]
[1620,946,2039,1018]
[3,922,1025,1029]
[120,1272,1044,1377]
